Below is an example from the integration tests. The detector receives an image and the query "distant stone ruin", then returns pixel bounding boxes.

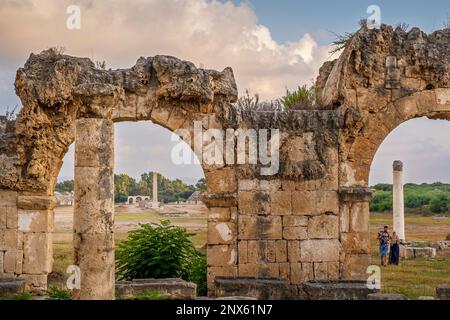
[0,24,449,299]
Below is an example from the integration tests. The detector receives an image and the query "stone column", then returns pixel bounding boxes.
[152,172,158,209]
[74,118,115,300]
[393,161,405,241]
[338,187,373,280]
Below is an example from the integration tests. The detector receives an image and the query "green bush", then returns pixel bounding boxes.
[430,194,449,213]
[116,220,206,295]
[45,286,72,300]
[187,251,207,296]
[0,292,31,300]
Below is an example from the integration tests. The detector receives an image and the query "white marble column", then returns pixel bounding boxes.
[393,160,405,241]
[152,171,158,208]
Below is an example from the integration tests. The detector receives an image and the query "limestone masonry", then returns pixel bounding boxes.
[0,24,449,299]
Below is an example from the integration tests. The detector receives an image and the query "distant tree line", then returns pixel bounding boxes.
[55,174,207,204]
[370,182,450,214]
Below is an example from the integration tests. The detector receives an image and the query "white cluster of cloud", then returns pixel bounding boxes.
[0,0,331,100]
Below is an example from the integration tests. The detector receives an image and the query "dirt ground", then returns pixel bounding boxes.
[54,204,208,244]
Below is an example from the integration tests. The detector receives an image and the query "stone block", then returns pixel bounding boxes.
[436,88,450,105]
[341,232,370,254]
[3,250,16,274]
[238,241,248,264]
[313,262,328,280]
[17,196,57,210]
[341,254,370,280]
[21,274,48,292]
[22,233,52,274]
[135,95,153,120]
[15,250,23,274]
[18,210,53,233]
[279,263,290,281]
[166,106,187,130]
[308,214,338,239]
[116,278,197,300]
[75,118,114,168]
[205,167,236,193]
[270,191,292,216]
[283,215,308,227]
[208,221,236,245]
[292,191,338,215]
[339,203,350,233]
[287,240,301,262]
[368,293,408,300]
[0,190,17,206]
[0,251,3,273]
[275,240,287,262]
[349,202,370,232]
[259,180,281,192]
[151,106,171,124]
[300,239,340,262]
[0,207,6,229]
[238,179,259,191]
[239,263,279,278]
[283,226,307,240]
[237,191,270,215]
[208,207,231,222]
[73,232,115,300]
[238,215,282,240]
[0,278,25,296]
[202,192,237,208]
[327,261,340,279]
[207,245,236,267]
[290,263,302,284]
[214,277,290,300]
[436,284,450,300]
[0,229,17,251]
[6,207,18,229]
[302,280,379,300]
[207,266,237,294]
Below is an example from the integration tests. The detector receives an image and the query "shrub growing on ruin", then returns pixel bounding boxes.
[115,220,206,295]
[280,85,316,110]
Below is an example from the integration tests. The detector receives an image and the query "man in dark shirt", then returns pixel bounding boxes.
[377,225,390,266]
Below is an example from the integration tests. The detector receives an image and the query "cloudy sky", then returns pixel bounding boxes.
[1,0,449,185]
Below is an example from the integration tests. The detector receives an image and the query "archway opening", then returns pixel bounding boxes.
[51,120,209,297]
[369,117,450,298]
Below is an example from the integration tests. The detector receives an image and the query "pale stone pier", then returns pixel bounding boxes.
[74,118,115,299]
[151,172,158,209]
[393,161,405,241]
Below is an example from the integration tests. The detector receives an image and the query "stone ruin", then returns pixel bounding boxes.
[0,24,449,299]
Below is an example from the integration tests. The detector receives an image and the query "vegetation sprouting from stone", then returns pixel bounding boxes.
[115,220,207,296]
[280,85,316,110]
[234,89,283,111]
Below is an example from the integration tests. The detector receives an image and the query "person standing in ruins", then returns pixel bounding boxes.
[389,231,400,265]
[378,226,391,266]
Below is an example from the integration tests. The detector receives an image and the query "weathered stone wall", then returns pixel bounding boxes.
[1,24,449,298]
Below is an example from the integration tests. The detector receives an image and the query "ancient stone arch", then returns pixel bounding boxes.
[0,24,449,299]
[127,196,150,204]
